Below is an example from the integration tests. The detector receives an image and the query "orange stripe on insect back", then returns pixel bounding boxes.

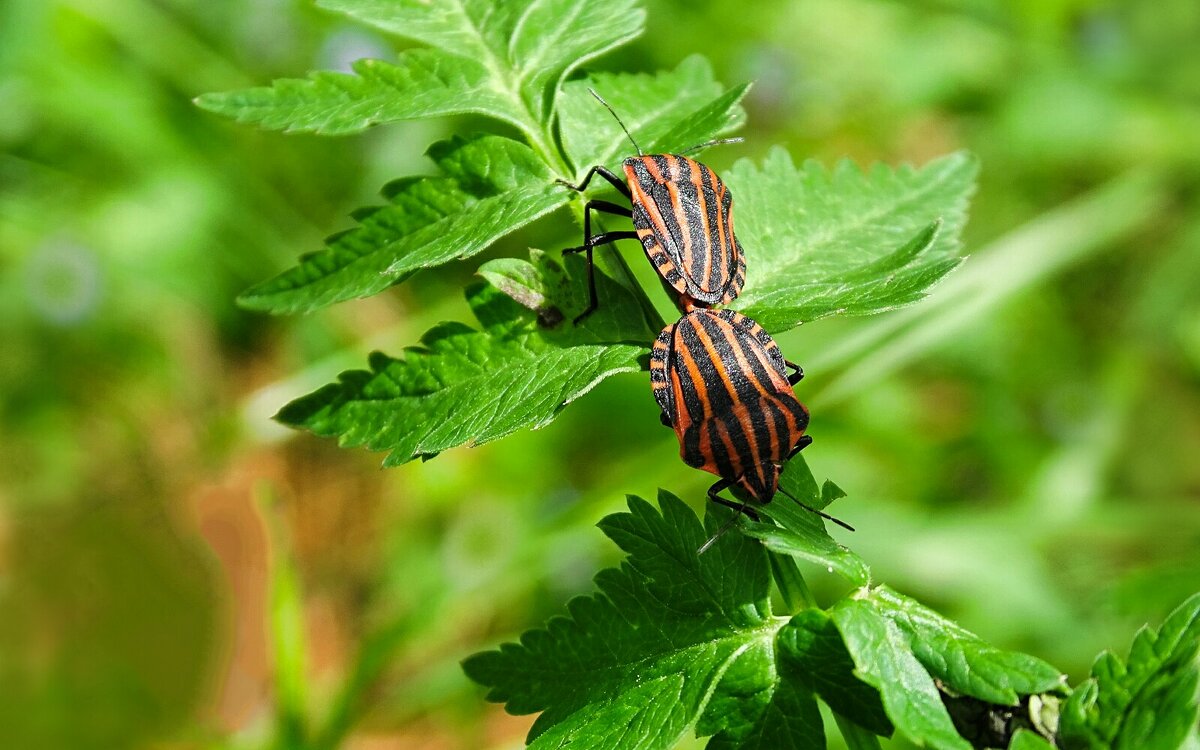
[706,165,730,292]
[691,316,764,467]
[711,417,744,478]
[640,154,667,184]
[674,325,714,423]
[744,334,803,441]
[630,167,685,294]
[690,161,715,290]
[714,181,731,278]
[663,156,696,280]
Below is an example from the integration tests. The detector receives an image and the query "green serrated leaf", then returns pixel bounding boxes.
[778,609,893,738]
[317,0,644,123]
[277,251,652,465]
[656,84,750,156]
[239,134,564,314]
[559,55,747,177]
[463,492,781,748]
[727,150,978,332]
[478,250,654,341]
[871,586,1065,706]
[706,676,825,750]
[739,457,870,585]
[697,640,779,745]
[1060,592,1200,750]
[195,50,525,136]
[832,598,972,750]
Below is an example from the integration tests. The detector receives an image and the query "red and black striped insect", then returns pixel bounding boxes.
[650,307,852,550]
[558,90,746,323]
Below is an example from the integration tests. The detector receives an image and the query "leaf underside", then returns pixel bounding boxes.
[833,598,974,750]
[740,459,870,586]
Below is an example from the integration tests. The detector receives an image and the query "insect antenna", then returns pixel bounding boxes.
[589,88,642,156]
[678,137,744,155]
[777,486,855,532]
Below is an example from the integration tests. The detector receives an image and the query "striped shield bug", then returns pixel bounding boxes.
[557,90,746,323]
[649,308,853,551]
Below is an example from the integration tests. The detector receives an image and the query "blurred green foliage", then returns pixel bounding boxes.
[1,0,1198,748]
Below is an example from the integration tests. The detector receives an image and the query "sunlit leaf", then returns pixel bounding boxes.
[832,598,972,750]
[740,457,870,585]
[276,251,652,464]
[239,135,564,314]
[463,493,782,748]
[1060,592,1200,750]
[196,50,524,135]
[728,150,978,332]
[558,55,747,177]
[778,609,893,738]
[871,586,1064,706]
[317,0,644,122]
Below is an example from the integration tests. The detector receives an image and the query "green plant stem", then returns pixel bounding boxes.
[768,550,816,613]
[313,620,413,750]
[771,545,885,750]
[257,482,309,750]
[835,711,885,750]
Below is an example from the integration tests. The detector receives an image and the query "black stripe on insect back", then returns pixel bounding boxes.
[718,310,789,381]
[559,89,747,321]
[670,319,743,476]
[673,315,769,480]
[695,312,784,409]
[647,155,688,257]
[668,156,714,292]
[649,327,674,422]
[676,311,811,493]
[696,163,724,291]
[694,312,784,466]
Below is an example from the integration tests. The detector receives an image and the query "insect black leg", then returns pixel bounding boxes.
[706,479,760,522]
[555,165,632,200]
[774,439,855,532]
[786,435,814,460]
[563,224,638,324]
[777,482,856,532]
[698,480,760,555]
[785,359,804,385]
[567,200,632,324]
[697,497,753,556]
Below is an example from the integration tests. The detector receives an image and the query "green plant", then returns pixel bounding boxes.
[199,1,1200,748]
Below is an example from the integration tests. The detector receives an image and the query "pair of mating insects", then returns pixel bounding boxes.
[558,92,853,550]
